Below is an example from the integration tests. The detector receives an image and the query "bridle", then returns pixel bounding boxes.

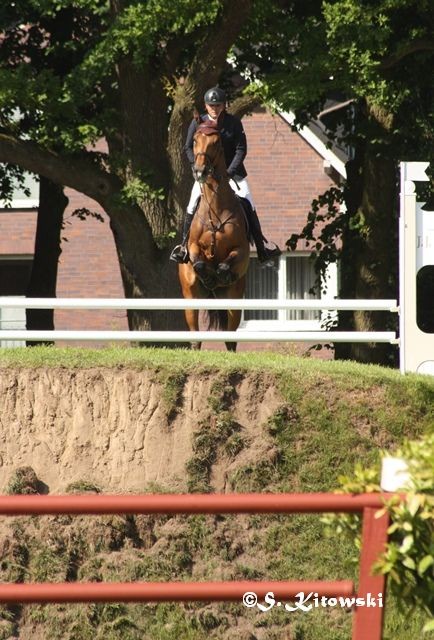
[193,150,220,182]
[193,127,235,258]
[193,124,224,183]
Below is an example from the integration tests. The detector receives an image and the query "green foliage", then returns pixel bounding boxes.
[324,434,434,630]
[287,186,345,292]
[160,371,187,421]
[6,466,41,495]
[65,480,102,494]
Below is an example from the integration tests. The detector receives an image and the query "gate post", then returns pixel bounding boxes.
[352,506,389,640]
[399,160,434,374]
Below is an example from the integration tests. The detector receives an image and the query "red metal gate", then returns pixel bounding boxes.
[0,492,391,639]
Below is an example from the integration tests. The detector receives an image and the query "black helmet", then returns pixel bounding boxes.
[204,87,226,105]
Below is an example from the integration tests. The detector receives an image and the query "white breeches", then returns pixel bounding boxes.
[186,177,255,214]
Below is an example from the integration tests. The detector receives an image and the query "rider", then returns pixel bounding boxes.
[170,86,281,264]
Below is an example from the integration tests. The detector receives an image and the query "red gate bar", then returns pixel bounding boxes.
[0,580,354,604]
[354,507,390,640]
[0,492,396,516]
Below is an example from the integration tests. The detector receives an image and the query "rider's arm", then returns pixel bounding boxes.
[183,119,198,165]
[226,118,247,178]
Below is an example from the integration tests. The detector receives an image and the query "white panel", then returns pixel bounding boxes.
[416,204,434,270]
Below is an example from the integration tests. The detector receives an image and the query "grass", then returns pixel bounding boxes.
[0,344,421,378]
[0,346,433,639]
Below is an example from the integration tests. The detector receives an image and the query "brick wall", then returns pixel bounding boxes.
[0,209,37,255]
[55,188,127,331]
[243,107,338,249]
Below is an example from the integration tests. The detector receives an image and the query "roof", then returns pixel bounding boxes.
[278,108,350,179]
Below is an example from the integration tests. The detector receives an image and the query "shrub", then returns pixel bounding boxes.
[323,434,434,633]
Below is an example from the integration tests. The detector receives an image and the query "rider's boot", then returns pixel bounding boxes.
[170,213,193,263]
[249,208,281,263]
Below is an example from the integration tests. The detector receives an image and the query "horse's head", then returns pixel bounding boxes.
[192,122,222,183]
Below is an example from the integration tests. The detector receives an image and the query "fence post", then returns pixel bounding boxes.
[352,506,389,640]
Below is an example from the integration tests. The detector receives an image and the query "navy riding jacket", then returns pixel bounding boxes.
[184,111,248,180]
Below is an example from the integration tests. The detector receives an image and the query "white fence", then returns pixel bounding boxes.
[0,297,399,344]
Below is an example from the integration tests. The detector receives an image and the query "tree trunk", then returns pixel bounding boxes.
[335,133,398,366]
[102,196,185,333]
[26,177,68,344]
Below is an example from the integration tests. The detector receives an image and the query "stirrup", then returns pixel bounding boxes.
[170,244,189,264]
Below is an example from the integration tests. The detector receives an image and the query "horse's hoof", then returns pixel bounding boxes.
[193,261,206,274]
[202,277,218,290]
[217,263,235,285]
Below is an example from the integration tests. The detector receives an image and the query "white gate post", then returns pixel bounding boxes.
[399,161,434,375]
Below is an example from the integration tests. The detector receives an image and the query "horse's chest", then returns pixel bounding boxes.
[199,229,233,260]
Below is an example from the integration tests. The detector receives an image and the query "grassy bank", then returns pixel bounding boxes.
[0,346,433,639]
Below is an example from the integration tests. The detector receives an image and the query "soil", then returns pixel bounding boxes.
[0,368,283,494]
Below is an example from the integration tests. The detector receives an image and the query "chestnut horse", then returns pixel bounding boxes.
[178,119,250,351]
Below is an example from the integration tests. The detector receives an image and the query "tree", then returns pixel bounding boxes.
[239,0,434,364]
[0,0,261,331]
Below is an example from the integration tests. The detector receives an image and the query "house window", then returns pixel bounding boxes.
[242,253,337,329]
[244,258,278,320]
[0,257,33,347]
[0,170,39,209]
[285,256,320,321]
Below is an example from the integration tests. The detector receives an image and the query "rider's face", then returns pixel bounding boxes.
[205,102,225,120]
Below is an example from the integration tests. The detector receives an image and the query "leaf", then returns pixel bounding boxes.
[408,495,422,517]
[400,534,414,554]
[387,522,400,534]
[402,557,416,570]
[423,619,434,632]
[418,556,434,576]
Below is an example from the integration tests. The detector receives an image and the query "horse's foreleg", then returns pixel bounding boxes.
[184,308,201,350]
[222,276,247,352]
[216,249,247,286]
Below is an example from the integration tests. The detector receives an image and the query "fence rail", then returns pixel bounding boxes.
[0,329,398,343]
[0,297,399,312]
[0,580,355,604]
[0,297,399,344]
[0,492,392,515]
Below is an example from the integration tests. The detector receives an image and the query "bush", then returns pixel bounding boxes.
[323,434,434,633]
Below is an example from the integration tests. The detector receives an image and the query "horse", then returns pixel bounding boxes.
[178,118,250,351]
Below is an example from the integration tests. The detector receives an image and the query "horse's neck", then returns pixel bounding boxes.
[202,157,234,208]
[201,179,233,215]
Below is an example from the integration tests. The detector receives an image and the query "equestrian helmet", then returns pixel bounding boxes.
[204,87,226,105]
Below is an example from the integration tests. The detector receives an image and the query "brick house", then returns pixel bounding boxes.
[0,107,346,348]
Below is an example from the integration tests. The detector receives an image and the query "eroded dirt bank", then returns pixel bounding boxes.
[0,368,282,494]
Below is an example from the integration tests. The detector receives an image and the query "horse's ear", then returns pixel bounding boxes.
[193,108,201,124]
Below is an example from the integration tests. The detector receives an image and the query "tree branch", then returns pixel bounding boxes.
[0,134,120,205]
[380,38,434,70]
[184,0,254,104]
[228,94,261,119]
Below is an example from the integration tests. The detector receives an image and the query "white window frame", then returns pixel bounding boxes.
[0,170,39,209]
[239,251,338,331]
